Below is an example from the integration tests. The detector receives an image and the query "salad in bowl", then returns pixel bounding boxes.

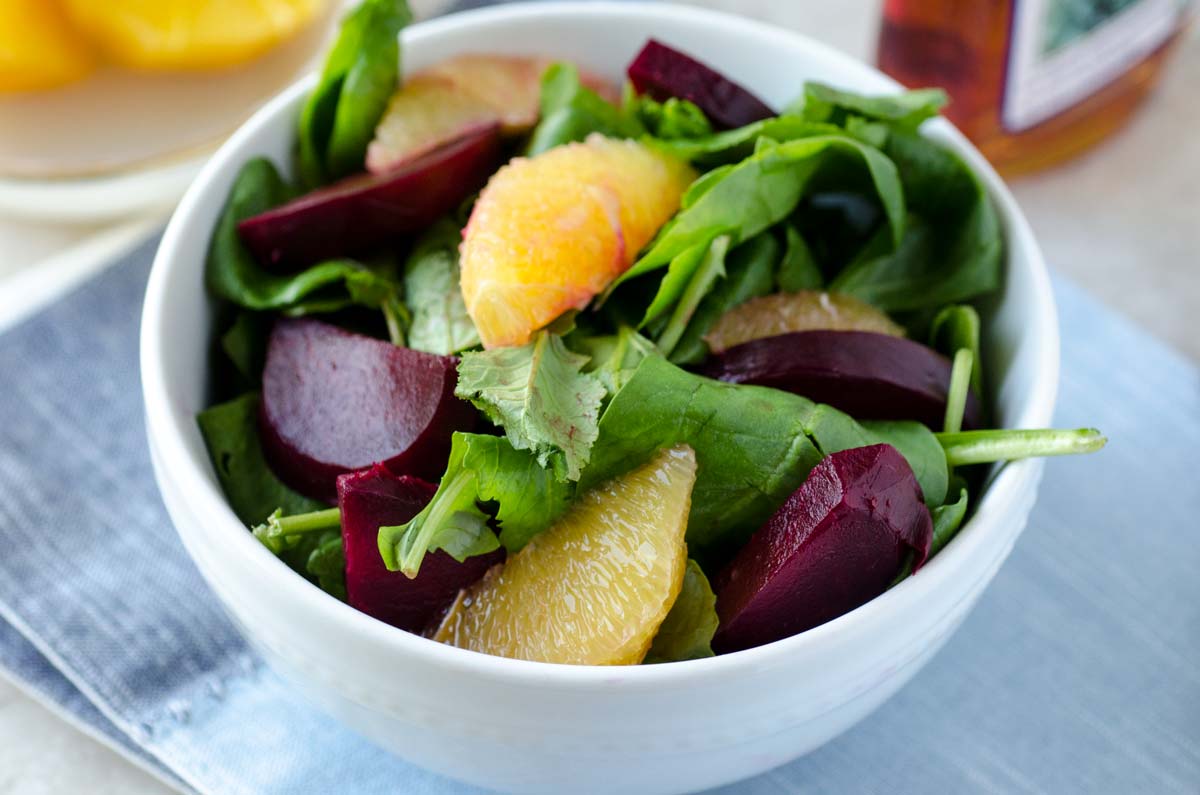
[194,0,1103,668]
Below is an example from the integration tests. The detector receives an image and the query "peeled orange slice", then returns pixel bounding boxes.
[434,445,697,665]
[460,134,696,348]
[0,0,95,92]
[704,290,905,353]
[62,0,321,71]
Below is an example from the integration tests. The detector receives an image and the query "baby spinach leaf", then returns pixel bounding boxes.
[644,560,718,663]
[305,531,348,601]
[219,311,272,385]
[655,235,731,355]
[651,116,841,164]
[197,393,327,526]
[403,217,480,355]
[670,232,780,365]
[831,131,1002,311]
[776,222,823,292]
[379,433,570,576]
[613,136,905,311]
[297,0,412,185]
[582,355,824,556]
[930,487,969,556]
[930,304,984,397]
[456,331,605,482]
[206,158,402,314]
[526,63,643,156]
[795,83,947,131]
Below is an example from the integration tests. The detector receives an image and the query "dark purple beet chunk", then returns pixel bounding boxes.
[713,444,932,653]
[627,39,774,130]
[337,465,502,632]
[260,318,474,503]
[237,123,502,270]
[701,330,982,430]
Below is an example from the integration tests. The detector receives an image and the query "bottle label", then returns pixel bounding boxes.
[1003,0,1187,131]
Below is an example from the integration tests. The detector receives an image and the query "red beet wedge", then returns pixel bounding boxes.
[260,318,474,502]
[337,465,502,632]
[713,444,932,653]
[702,330,982,430]
[238,123,502,270]
[627,39,774,130]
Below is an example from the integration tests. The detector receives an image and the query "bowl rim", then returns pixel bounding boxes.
[141,0,1059,689]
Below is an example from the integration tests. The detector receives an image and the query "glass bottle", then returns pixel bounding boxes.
[877,0,1194,175]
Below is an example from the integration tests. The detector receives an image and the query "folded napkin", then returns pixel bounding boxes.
[0,233,1197,794]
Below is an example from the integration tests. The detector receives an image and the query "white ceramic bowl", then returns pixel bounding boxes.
[141,3,1058,793]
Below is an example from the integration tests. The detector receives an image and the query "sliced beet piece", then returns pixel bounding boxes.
[260,318,474,502]
[238,123,502,270]
[337,465,502,632]
[701,330,982,430]
[713,444,932,653]
[627,39,774,130]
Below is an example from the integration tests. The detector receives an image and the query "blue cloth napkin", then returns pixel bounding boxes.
[1,235,1198,794]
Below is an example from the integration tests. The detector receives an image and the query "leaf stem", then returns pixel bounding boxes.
[382,297,408,347]
[268,507,342,538]
[936,428,1106,466]
[942,348,973,435]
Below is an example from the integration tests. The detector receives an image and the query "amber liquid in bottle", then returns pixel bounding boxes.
[877,0,1189,176]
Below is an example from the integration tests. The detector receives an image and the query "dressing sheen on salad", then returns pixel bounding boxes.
[197,0,1105,665]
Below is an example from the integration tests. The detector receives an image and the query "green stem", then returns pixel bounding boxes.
[943,348,974,435]
[382,297,408,347]
[936,428,1106,467]
[269,507,342,538]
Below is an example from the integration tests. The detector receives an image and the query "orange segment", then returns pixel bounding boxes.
[62,0,320,70]
[0,0,95,92]
[704,290,905,353]
[366,74,500,173]
[434,445,696,665]
[460,134,696,348]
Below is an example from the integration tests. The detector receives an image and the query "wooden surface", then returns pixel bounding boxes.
[1,2,1196,793]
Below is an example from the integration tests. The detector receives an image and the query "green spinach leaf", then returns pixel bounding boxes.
[575,325,660,395]
[196,393,327,525]
[297,0,412,185]
[795,83,947,131]
[626,91,712,140]
[206,158,402,315]
[775,222,823,292]
[526,63,643,156]
[612,135,905,315]
[670,231,780,365]
[655,235,731,356]
[456,331,605,481]
[644,560,719,663]
[931,487,969,556]
[930,303,984,397]
[403,217,481,354]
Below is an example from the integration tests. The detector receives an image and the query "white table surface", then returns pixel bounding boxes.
[1,2,1197,793]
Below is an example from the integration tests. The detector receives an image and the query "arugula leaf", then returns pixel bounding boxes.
[670,231,780,365]
[930,304,984,397]
[795,83,947,131]
[776,222,823,292]
[196,393,327,526]
[612,135,905,312]
[644,560,718,663]
[831,131,1002,311]
[526,63,643,156]
[931,487,969,556]
[582,356,824,556]
[297,0,412,185]
[378,434,498,577]
[403,218,481,355]
[655,235,731,355]
[206,159,402,314]
[456,331,605,481]
[378,433,570,576]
